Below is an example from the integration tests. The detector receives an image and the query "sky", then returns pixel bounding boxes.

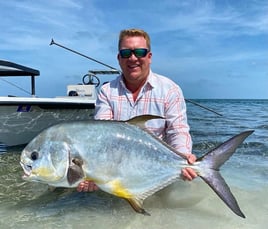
[0,0,267,99]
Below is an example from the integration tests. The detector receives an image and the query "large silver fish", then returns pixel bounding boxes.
[20,115,253,217]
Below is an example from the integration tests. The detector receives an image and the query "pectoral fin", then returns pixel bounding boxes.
[67,158,84,185]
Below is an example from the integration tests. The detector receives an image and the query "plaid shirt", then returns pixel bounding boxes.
[94,70,192,154]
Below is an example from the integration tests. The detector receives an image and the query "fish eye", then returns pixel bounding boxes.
[31,151,39,161]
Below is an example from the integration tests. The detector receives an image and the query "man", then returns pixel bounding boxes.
[77,28,197,192]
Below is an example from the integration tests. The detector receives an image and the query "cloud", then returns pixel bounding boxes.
[0,0,267,98]
[152,0,268,37]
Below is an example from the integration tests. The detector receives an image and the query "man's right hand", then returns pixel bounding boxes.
[77,180,99,192]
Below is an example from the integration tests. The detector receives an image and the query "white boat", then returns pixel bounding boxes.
[0,60,119,146]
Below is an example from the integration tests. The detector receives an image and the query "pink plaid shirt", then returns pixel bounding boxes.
[94,70,192,154]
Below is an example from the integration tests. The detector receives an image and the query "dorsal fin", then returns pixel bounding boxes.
[126,115,164,130]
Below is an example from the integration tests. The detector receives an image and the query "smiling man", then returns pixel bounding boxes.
[77,28,197,192]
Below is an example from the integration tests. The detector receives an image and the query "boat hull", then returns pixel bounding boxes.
[0,97,95,146]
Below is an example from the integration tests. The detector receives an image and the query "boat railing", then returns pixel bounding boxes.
[0,60,39,96]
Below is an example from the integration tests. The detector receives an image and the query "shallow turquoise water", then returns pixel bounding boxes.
[0,99,267,229]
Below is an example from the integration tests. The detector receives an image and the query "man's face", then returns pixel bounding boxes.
[118,36,152,84]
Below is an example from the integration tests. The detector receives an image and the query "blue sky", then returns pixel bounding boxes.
[0,0,267,99]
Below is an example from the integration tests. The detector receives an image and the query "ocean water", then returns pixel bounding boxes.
[0,99,267,229]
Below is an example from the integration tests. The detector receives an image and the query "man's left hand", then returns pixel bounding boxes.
[181,154,198,181]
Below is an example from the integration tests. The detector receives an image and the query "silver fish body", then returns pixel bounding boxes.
[20,115,253,217]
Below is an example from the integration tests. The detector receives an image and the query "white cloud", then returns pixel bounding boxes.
[0,0,267,98]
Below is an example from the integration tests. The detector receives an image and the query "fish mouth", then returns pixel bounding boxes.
[20,161,32,178]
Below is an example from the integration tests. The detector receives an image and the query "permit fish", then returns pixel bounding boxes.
[20,115,253,217]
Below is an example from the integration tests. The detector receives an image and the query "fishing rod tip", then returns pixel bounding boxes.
[50,39,55,46]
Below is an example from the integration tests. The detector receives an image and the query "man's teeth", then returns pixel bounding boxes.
[129,64,138,68]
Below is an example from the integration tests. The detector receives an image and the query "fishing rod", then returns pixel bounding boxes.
[185,99,222,116]
[50,39,222,116]
[50,39,120,72]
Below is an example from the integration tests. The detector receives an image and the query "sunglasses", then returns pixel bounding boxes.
[119,48,149,58]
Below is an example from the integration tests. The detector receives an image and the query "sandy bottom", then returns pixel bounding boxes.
[0,178,267,229]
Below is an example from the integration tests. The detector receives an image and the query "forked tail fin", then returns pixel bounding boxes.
[197,130,254,218]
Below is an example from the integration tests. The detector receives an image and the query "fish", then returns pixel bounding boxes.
[20,115,253,218]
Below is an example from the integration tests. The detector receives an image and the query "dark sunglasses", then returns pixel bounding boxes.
[119,48,149,58]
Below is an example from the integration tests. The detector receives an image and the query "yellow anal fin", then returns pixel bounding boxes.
[110,179,150,215]
[110,180,132,198]
[126,198,150,216]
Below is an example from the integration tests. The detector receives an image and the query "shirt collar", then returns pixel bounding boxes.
[119,69,156,90]
[146,70,157,88]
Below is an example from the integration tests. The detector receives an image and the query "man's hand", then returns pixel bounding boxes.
[181,153,198,181]
[77,180,99,192]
